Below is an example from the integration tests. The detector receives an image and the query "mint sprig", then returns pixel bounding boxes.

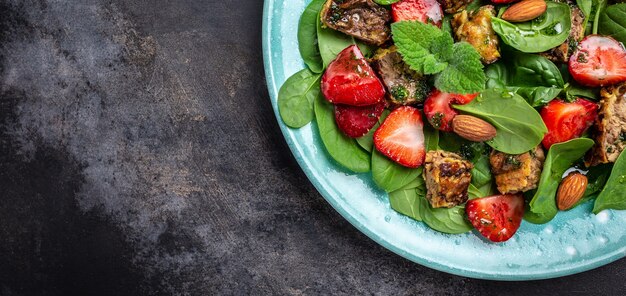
[391,21,486,94]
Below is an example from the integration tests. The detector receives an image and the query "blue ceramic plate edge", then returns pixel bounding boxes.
[261,0,626,281]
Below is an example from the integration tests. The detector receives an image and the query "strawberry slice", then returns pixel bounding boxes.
[466,194,524,243]
[373,106,426,168]
[569,35,626,87]
[423,90,478,132]
[335,101,386,138]
[391,0,443,27]
[321,45,386,106]
[541,98,598,149]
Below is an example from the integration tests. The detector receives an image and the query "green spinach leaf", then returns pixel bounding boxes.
[454,90,548,154]
[278,69,322,128]
[593,151,626,213]
[525,138,594,224]
[573,163,613,208]
[373,0,401,4]
[564,83,600,101]
[419,194,473,234]
[424,121,439,152]
[577,0,593,32]
[372,149,422,192]
[599,3,626,44]
[462,143,493,189]
[592,0,608,35]
[298,0,326,73]
[485,52,564,107]
[389,178,425,222]
[384,155,473,234]
[492,2,572,53]
[314,95,371,173]
[355,110,387,153]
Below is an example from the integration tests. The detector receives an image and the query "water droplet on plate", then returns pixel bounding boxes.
[566,246,577,256]
[384,215,391,222]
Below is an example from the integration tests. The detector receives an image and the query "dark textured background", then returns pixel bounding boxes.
[0,0,625,295]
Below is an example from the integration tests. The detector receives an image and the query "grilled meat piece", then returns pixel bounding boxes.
[540,7,585,63]
[423,150,473,209]
[321,0,391,46]
[490,146,545,194]
[587,83,626,165]
[370,47,430,105]
[451,6,500,64]
[438,0,474,14]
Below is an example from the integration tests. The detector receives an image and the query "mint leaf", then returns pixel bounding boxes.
[392,21,485,94]
[434,42,486,94]
[430,33,454,63]
[392,21,448,75]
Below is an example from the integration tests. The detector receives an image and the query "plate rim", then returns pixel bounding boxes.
[261,0,626,281]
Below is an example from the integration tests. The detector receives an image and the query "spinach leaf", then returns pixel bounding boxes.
[525,138,594,224]
[573,163,613,208]
[463,143,493,189]
[454,90,548,154]
[314,95,371,173]
[593,151,626,213]
[372,149,422,192]
[599,3,626,44]
[424,121,439,152]
[592,0,608,35]
[577,0,593,18]
[438,132,466,152]
[298,0,326,73]
[373,0,400,4]
[389,178,425,222]
[419,194,473,234]
[564,82,600,101]
[468,184,483,199]
[356,110,389,153]
[317,12,374,67]
[278,69,322,128]
[577,0,593,33]
[465,0,482,13]
[492,2,572,53]
[384,149,473,234]
[485,52,564,107]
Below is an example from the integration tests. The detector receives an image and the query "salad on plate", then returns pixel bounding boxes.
[277,0,626,243]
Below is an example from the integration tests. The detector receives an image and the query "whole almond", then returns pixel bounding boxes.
[452,115,497,142]
[502,0,547,23]
[557,172,588,211]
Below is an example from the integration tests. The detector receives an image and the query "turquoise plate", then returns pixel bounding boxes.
[262,0,626,280]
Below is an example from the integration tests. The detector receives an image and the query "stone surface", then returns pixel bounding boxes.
[0,0,625,295]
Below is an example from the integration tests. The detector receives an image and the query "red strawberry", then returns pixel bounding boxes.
[373,106,426,168]
[391,0,443,27]
[541,98,598,149]
[423,90,478,132]
[321,45,386,106]
[569,35,626,87]
[335,101,386,138]
[466,194,524,243]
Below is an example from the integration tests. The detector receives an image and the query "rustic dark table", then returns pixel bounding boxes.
[1,0,625,295]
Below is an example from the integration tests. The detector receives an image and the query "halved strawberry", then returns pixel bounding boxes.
[391,0,443,27]
[335,101,386,138]
[569,35,626,87]
[541,98,598,149]
[423,90,478,132]
[321,45,386,106]
[466,194,524,243]
[373,106,425,168]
